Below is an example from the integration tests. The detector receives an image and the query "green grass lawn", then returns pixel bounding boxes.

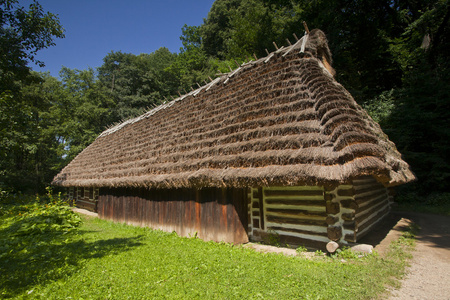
[0,197,415,299]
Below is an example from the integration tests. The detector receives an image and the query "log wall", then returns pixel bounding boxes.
[248,186,329,249]
[68,187,99,212]
[353,176,391,240]
[97,187,248,244]
[247,177,390,248]
[324,176,390,243]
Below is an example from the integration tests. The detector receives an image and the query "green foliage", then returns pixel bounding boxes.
[0,190,83,297]
[0,0,64,90]
[97,48,178,121]
[362,90,396,124]
[0,72,67,193]
[314,249,325,257]
[296,245,308,253]
[1,0,449,198]
[394,192,450,216]
[334,247,361,260]
[1,187,81,237]
[0,0,65,193]
[264,229,281,247]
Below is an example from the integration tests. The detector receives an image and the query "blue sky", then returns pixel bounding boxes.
[28,0,216,77]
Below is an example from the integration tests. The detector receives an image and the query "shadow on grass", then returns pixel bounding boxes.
[0,229,144,298]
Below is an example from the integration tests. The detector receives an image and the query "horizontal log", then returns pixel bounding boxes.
[276,234,328,250]
[76,199,96,205]
[355,198,389,224]
[76,200,96,211]
[344,232,356,243]
[264,189,324,197]
[343,221,356,231]
[341,212,355,221]
[352,176,376,185]
[266,215,327,227]
[266,208,327,218]
[337,188,354,197]
[269,226,328,237]
[355,189,388,205]
[265,199,326,206]
[353,185,386,196]
[357,205,390,236]
[340,199,358,210]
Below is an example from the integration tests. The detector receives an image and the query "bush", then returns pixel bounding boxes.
[2,187,81,236]
[394,192,450,215]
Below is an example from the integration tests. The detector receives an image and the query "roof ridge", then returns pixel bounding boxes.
[98,31,310,138]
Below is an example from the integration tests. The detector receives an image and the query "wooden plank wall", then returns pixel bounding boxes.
[248,186,329,249]
[353,176,390,240]
[97,187,248,244]
[68,187,99,212]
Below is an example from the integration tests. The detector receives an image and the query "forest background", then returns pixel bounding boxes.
[1,0,449,199]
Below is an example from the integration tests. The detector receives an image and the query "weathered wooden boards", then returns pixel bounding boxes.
[97,187,248,244]
[68,187,99,212]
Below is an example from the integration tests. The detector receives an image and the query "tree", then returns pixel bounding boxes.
[0,0,64,193]
[0,72,64,192]
[57,67,114,161]
[0,0,64,91]
[97,48,179,120]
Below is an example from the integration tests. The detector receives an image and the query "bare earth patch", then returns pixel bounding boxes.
[387,212,450,300]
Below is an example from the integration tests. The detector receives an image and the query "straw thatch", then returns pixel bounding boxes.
[52,29,415,189]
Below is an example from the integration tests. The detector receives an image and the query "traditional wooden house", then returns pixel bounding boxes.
[53,29,415,249]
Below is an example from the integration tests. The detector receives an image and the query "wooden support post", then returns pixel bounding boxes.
[265,49,269,55]
[293,33,299,41]
[253,53,258,60]
[273,41,279,50]
[303,21,310,34]
[286,38,292,46]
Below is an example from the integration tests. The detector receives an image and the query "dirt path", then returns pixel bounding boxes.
[387,212,450,300]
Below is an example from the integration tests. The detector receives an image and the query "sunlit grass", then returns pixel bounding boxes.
[1,199,415,299]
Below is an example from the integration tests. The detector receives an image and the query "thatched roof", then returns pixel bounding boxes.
[53,29,415,189]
